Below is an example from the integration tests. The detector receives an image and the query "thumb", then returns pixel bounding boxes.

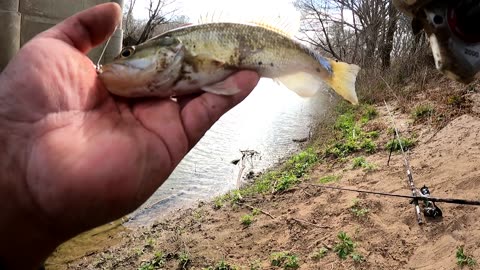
[38,3,122,54]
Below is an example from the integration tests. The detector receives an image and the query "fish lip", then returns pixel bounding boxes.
[97,63,120,76]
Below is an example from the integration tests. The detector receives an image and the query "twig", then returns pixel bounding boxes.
[291,218,331,229]
[302,188,313,197]
[236,202,276,219]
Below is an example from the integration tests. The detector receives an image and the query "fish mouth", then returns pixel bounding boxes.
[97,63,128,77]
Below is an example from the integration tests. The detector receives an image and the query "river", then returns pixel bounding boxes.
[127,79,332,226]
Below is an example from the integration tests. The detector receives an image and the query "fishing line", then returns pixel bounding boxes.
[95,26,118,73]
[305,184,480,206]
[384,101,424,224]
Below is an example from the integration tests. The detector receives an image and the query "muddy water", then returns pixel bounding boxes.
[127,79,332,226]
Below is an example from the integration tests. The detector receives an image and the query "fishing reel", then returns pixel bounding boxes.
[394,0,480,84]
[419,185,443,218]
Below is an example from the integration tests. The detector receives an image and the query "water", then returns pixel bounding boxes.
[127,79,332,226]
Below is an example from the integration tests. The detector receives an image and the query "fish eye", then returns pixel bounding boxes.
[120,47,135,58]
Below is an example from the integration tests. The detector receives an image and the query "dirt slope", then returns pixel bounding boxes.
[47,92,480,270]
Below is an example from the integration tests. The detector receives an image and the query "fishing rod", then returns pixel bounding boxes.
[305,184,480,206]
[384,101,424,224]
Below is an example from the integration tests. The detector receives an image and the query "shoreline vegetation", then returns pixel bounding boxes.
[47,67,480,269]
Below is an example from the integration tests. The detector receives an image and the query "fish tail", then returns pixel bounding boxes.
[324,60,361,105]
[274,57,360,104]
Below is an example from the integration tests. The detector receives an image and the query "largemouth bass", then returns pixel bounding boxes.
[98,22,361,104]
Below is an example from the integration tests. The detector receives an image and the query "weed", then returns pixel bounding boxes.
[312,248,329,260]
[351,207,369,217]
[270,252,300,269]
[352,157,376,171]
[178,252,190,269]
[252,208,261,216]
[241,214,254,226]
[456,246,477,267]
[287,147,318,177]
[204,260,238,270]
[351,253,365,263]
[275,172,299,192]
[234,148,319,196]
[326,109,378,158]
[334,232,356,260]
[134,248,143,257]
[249,260,262,270]
[193,209,203,220]
[213,197,224,209]
[144,238,155,248]
[386,137,415,152]
[447,95,467,108]
[365,131,380,139]
[411,104,434,121]
[318,175,341,184]
[138,252,165,270]
[230,190,243,203]
[361,105,378,123]
[350,199,369,217]
[360,139,377,153]
[387,127,395,135]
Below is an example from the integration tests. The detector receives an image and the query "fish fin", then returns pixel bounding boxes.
[248,15,300,38]
[196,11,300,38]
[274,72,321,97]
[201,78,242,96]
[275,60,360,104]
[324,60,361,105]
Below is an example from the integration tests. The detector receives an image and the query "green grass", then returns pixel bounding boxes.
[447,95,467,108]
[249,260,262,270]
[351,253,365,263]
[241,214,254,227]
[213,148,320,207]
[311,248,329,260]
[138,252,165,270]
[351,157,376,171]
[334,232,356,260]
[411,104,434,121]
[204,260,238,270]
[385,137,415,152]
[325,105,379,158]
[361,105,378,123]
[213,197,224,209]
[350,199,369,217]
[456,246,477,267]
[318,175,341,184]
[270,252,300,269]
[178,252,190,269]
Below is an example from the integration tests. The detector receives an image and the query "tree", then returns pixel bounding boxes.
[122,0,179,46]
[296,0,415,69]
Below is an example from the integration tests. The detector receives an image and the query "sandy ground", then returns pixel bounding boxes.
[47,85,480,270]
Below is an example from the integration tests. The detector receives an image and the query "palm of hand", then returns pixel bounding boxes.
[0,3,258,239]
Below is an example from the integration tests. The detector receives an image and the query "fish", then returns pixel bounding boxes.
[98,21,361,104]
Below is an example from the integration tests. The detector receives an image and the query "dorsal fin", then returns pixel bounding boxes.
[247,16,300,38]
[196,10,300,38]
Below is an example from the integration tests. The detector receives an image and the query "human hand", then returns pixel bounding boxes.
[0,3,259,269]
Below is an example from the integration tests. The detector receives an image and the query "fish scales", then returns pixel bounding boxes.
[170,23,319,74]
